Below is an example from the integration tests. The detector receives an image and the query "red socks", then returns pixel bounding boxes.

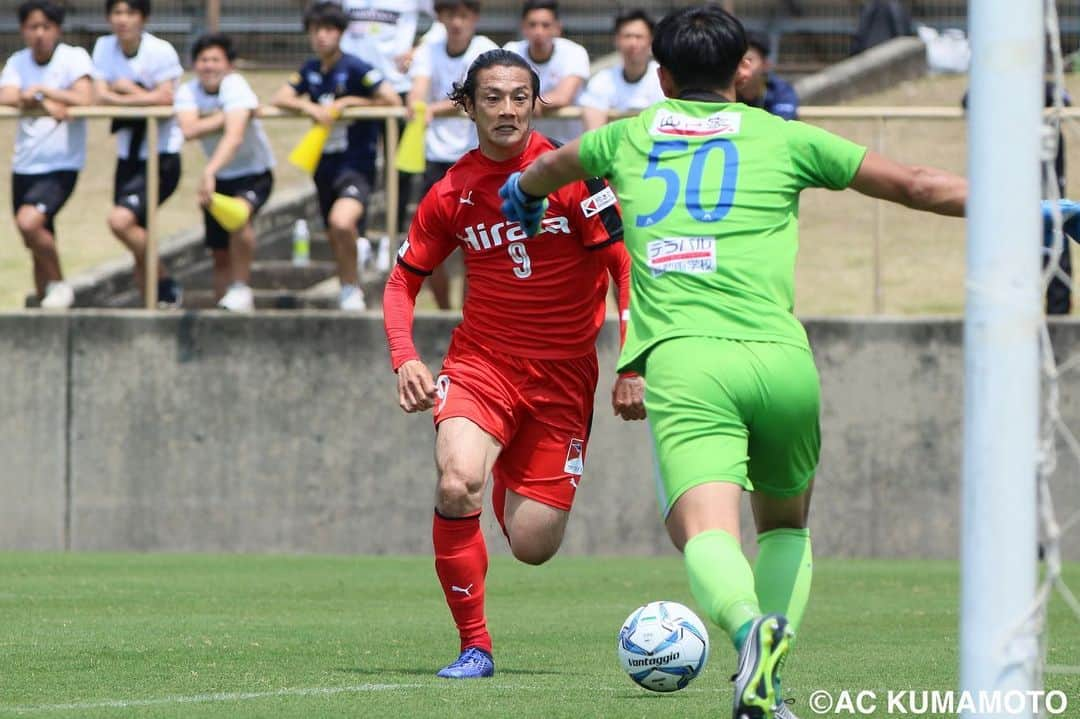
[433,510,492,654]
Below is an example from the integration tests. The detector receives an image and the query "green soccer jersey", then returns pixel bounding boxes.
[578,99,868,373]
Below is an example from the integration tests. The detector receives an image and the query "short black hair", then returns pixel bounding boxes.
[522,0,558,20]
[652,5,747,91]
[435,0,481,12]
[303,1,348,32]
[105,0,150,16]
[614,9,654,35]
[745,30,771,58]
[18,0,65,25]
[449,49,542,110]
[191,32,236,63]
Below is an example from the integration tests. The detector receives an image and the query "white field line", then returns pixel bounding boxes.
[2,681,711,714]
[1,683,424,715]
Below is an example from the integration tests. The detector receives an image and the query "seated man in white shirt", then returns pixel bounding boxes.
[175,33,276,312]
[406,0,497,309]
[0,0,93,309]
[581,9,664,132]
[503,0,590,144]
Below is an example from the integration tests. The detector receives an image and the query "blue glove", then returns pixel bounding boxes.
[1042,198,1080,247]
[499,171,548,238]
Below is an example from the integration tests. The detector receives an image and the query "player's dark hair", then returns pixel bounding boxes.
[191,32,236,63]
[105,0,150,16]
[303,1,348,32]
[449,49,542,111]
[435,0,481,12]
[745,30,771,58]
[18,0,65,25]
[522,0,558,20]
[614,9,654,35]
[652,5,746,92]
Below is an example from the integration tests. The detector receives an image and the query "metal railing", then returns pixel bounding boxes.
[0,104,404,308]
[2,103,1076,312]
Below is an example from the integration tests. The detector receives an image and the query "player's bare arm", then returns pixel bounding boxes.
[849,150,967,216]
[271,83,334,126]
[518,139,589,198]
[175,107,225,141]
[97,77,174,106]
[538,74,584,111]
[196,108,250,206]
[0,83,18,107]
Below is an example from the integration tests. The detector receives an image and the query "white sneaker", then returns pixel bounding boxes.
[339,283,366,312]
[357,236,372,278]
[218,283,254,312]
[374,235,392,274]
[40,281,74,310]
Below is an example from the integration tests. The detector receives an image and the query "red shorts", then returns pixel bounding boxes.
[433,332,598,513]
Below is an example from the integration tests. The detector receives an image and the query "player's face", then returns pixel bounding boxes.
[467,65,535,157]
[107,3,145,44]
[522,9,559,54]
[438,7,479,46]
[308,23,343,60]
[735,47,768,101]
[20,10,61,62]
[194,46,231,94]
[614,20,652,68]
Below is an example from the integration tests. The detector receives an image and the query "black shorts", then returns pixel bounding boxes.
[419,161,455,203]
[202,171,274,250]
[12,170,78,232]
[114,153,182,228]
[314,153,373,232]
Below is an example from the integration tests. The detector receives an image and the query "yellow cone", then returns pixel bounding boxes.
[208,193,251,232]
[288,123,332,176]
[396,101,427,174]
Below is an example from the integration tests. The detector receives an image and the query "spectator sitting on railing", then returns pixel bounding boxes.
[406,0,496,310]
[271,1,402,312]
[92,0,184,307]
[580,8,664,132]
[503,0,589,144]
[0,0,93,310]
[735,31,798,121]
[175,34,276,313]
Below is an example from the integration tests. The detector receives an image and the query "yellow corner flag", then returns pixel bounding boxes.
[396,101,427,174]
[208,193,251,232]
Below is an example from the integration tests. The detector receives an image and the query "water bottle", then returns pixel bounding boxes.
[291,219,310,267]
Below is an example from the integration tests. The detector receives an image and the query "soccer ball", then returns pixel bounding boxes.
[617,600,710,692]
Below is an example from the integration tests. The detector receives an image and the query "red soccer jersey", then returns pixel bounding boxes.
[397,132,623,359]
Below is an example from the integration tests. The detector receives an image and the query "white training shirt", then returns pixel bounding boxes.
[411,34,498,163]
[174,74,275,180]
[580,60,664,116]
[0,43,94,174]
[92,32,184,159]
[503,37,590,144]
[337,0,434,95]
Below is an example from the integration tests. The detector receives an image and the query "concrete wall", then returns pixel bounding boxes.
[796,37,928,105]
[3,313,1078,559]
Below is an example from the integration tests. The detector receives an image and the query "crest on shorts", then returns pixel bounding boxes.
[564,438,585,476]
[435,375,451,414]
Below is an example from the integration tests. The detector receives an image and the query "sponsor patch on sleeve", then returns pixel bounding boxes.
[646,237,717,276]
[580,185,617,217]
[650,110,742,137]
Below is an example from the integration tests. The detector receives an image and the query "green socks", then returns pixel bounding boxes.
[753,528,813,635]
[684,529,760,646]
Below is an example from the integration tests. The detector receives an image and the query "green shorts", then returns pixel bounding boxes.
[644,336,821,517]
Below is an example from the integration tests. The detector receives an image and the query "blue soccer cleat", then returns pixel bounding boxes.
[731,613,795,719]
[436,647,495,679]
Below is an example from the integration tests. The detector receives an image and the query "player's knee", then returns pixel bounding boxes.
[509,540,558,566]
[15,207,46,237]
[435,466,484,512]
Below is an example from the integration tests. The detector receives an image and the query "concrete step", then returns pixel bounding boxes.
[179,260,338,292]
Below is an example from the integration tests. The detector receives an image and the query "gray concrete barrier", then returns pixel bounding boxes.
[795,37,928,105]
[2,313,1077,560]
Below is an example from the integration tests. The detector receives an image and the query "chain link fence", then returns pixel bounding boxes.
[0,2,1076,72]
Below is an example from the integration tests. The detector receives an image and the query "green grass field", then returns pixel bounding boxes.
[1,554,1078,718]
